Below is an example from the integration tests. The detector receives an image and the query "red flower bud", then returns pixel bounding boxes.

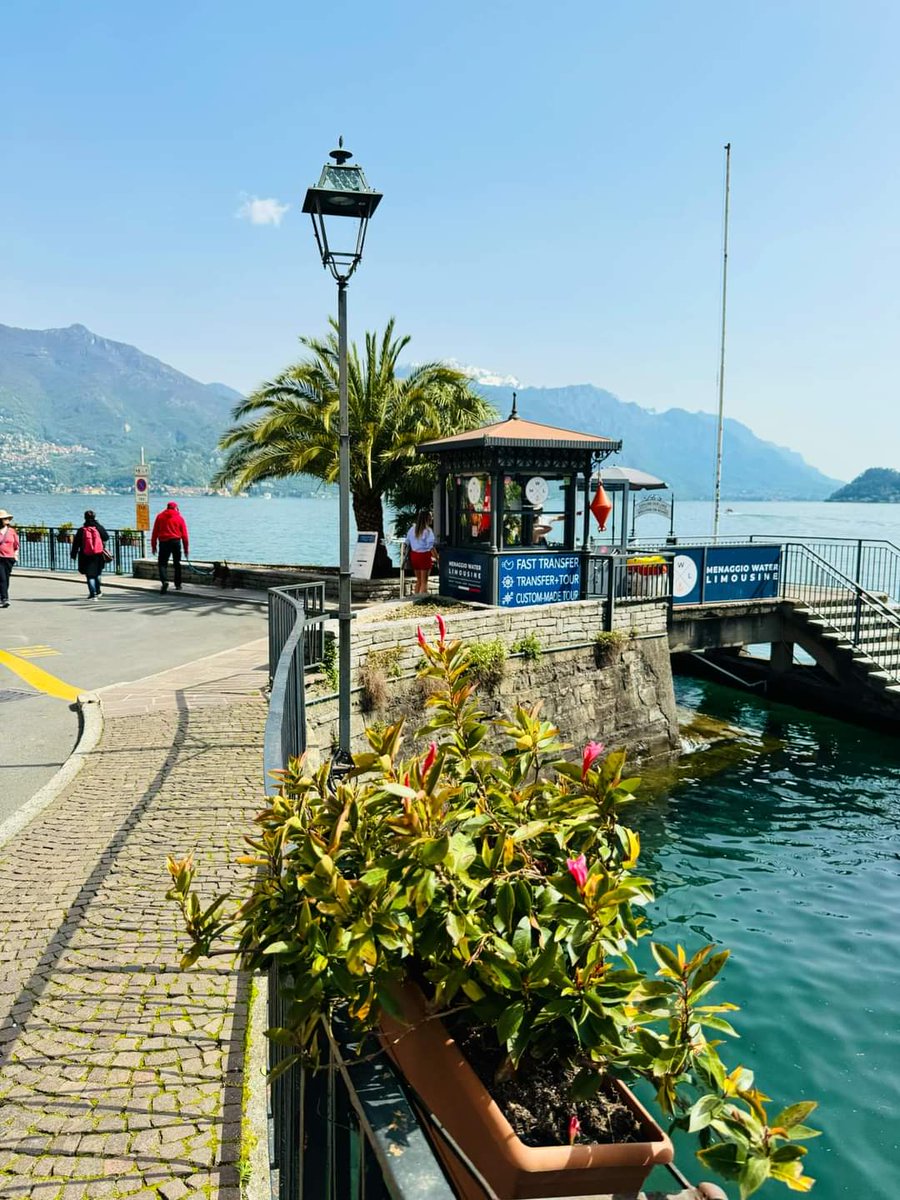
[566,855,588,892]
[581,740,605,780]
[435,612,447,643]
[567,1114,581,1145]
[417,625,427,650]
[422,741,437,775]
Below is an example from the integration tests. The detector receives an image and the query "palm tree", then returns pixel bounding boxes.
[214,319,495,575]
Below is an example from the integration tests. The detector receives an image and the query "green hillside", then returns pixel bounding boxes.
[828,468,900,502]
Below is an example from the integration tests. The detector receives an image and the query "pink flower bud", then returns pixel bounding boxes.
[403,772,410,788]
[422,741,437,775]
[581,740,605,780]
[435,612,447,643]
[566,854,588,892]
[417,625,427,650]
[567,1114,581,1145]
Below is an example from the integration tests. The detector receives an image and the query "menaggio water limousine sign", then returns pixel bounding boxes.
[671,545,781,606]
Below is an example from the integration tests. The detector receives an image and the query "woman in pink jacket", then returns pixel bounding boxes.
[0,509,20,608]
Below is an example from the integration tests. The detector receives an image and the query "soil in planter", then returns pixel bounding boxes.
[448,1019,643,1148]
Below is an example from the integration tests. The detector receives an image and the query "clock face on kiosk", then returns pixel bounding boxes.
[525,476,549,506]
[672,554,699,598]
[466,477,483,504]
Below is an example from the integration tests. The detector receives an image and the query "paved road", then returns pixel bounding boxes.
[0,573,267,820]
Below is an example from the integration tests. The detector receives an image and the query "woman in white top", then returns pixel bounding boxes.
[406,509,437,596]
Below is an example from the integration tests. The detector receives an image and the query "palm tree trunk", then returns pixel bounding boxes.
[352,491,393,577]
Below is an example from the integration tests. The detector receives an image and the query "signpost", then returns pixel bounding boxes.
[134,465,150,535]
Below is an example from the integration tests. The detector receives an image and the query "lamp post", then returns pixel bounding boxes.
[303,139,382,762]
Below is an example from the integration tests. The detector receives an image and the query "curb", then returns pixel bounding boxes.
[244,972,272,1200]
[0,692,103,851]
[16,569,268,608]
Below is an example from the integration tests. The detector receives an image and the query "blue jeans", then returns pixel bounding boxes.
[87,574,101,597]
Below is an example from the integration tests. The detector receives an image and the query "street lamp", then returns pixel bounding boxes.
[303,139,382,764]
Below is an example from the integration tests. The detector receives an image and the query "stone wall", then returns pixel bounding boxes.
[305,598,676,769]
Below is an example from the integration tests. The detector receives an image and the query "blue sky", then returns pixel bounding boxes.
[2,0,898,481]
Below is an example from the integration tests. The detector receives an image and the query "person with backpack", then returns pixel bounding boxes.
[71,510,110,599]
[150,501,189,593]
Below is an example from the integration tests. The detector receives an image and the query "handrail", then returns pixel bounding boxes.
[628,535,900,607]
[780,542,900,683]
[14,525,146,575]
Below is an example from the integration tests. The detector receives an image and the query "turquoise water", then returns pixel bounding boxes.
[639,678,900,1199]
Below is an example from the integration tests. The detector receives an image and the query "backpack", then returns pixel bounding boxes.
[83,524,102,555]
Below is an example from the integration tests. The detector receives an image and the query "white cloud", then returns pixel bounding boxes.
[236,194,290,226]
[443,358,522,388]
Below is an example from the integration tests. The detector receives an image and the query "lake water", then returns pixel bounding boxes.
[5,493,900,564]
[640,679,900,1200]
[6,491,900,1196]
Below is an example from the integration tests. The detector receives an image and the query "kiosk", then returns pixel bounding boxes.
[417,397,621,608]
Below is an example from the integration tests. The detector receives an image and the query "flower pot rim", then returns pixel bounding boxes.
[380,981,673,1191]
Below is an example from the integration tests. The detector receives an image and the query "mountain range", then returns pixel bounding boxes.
[0,322,843,498]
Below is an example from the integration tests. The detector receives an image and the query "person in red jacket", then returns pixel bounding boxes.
[151,501,190,593]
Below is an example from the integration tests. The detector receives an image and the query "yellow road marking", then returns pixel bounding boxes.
[8,645,60,659]
[0,649,82,701]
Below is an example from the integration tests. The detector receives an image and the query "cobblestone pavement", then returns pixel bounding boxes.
[0,647,268,1199]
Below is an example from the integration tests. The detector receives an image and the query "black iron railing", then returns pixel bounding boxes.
[780,543,900,683]
[629,535,900,608]
[585,551,673,628]
[263,583,454,1199]
[14,526,147,575]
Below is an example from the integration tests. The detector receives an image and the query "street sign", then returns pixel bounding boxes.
[135,466,150,535]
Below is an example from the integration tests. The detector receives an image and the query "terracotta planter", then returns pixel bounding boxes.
[379,984,674,1199]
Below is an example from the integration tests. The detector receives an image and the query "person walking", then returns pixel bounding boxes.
[0,510,20,609]
[71,510,109,599]
[406,508,437,597]
[151,501,189,593]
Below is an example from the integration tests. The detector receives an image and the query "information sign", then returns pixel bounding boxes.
[672,545,781,605]
[498,553,581,608]
[351,532,379,580]
[439,550,491,603]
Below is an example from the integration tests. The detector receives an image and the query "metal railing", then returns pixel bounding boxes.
[14,526,147,575]
[264,583,327,788]
[263,583,454,1199]
[585,551,673,628]
[780,543,900,683]
[629,535,900,608]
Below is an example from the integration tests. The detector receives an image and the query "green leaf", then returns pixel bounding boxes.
[496,881,515,931]
[571,1068,604,1101]
[421,835,450,865]
[650,942,682,976]
[688,1093,724,1132]
[772,1100,818,1130]
[738,1154,771,1198]
[510,820,549,842]
[262,940,294,955]
[691,948,730,990]
[497,1002,525,1045]
[696,1141,744,1179]
[445,911,466,944]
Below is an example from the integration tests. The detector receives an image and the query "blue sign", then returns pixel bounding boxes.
[440,550,491,603]
[672,546,781,605]
[499,553,582,608]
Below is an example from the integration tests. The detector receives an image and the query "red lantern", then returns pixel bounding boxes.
[590,481,612,531]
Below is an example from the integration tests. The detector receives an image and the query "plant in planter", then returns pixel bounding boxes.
[22,524,49,542]
[119,527,139,546]
[56,522,75,543]
[168,615,818,1199]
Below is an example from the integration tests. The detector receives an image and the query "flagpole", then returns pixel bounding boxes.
[712,142,731,541]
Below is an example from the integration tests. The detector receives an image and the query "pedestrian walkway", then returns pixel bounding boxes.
[0,640,268,1198]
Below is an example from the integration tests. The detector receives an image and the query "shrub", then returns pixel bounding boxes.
[594,629,627,665]
[511,631,542,662]
[467,637,507,691]
[359,647,403,713]
[168,615,819,1198]
[321,632,338,690]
